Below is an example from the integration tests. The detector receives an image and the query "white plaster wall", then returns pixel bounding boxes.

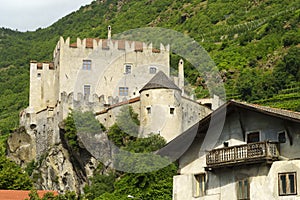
[140,88,182,142]
[29,63,57,112]
[173,174,194,200]
[175,108,300,200]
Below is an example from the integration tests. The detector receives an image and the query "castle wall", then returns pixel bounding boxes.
[96,100,140,130]
[181,97,212,132]
[57,37,169,102]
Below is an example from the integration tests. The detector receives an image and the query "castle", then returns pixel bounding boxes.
[19,26,214,162]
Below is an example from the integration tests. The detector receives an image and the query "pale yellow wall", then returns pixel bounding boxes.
[140,88,182,142]
[29,62,56,112]
[57,37,169,102]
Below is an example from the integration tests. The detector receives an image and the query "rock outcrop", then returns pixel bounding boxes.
[7,121,105,194]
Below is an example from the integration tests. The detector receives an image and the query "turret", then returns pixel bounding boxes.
[108,25,112,40]
[139,71,182,142]
[178,59,184,94]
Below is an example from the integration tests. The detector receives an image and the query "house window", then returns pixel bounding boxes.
[124,64,132,74]
[84,85,91,96]
[237,178,250,200]
[247,131,260,143]
[279,172,297,196]
[194,174,205,197]
[146,107,151,114]
[119,87,129,96]
[82,60,92,70]
[278,131,286,143]
[170,107,175,115]
[149,66,157,74]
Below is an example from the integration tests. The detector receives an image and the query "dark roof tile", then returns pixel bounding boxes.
[140,71,181,92]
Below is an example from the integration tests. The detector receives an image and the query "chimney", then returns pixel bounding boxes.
[108,25,112,40]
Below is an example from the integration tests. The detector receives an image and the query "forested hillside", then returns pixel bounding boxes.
[0,0,299,134]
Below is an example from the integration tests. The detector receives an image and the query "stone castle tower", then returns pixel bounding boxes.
[139,71,183,141]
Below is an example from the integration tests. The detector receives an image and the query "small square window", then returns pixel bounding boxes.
[146,107,151,114]
[279,172,297,196]
[247,131,260,143]
[170,107,175,115]
[83,60,92,70]
[149,67,157,74]
[124,64,132,74]
[37,73,41,78]
[194,174,205,197]
[119,87,129,96]
[278,131,286,143]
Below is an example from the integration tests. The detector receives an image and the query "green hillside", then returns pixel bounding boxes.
[0,0,300,133]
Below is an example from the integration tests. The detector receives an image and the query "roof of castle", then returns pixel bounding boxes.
[139,71,181,93]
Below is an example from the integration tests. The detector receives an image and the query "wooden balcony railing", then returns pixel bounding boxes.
[206,141,279,169]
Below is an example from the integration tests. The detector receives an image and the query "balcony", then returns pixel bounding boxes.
[206,141,279,170]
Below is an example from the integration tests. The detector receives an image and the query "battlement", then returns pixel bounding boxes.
[60,91,133,111]
[53,37,169,57]
[30,61,55,70]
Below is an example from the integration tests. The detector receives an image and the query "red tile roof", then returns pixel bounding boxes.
[37,63,43,69]
[0,190,58,200]
[69,38,147,52]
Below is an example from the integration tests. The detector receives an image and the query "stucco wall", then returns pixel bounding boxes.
[175,161,300,200]
[58,38,169,102]
[175,108,300,200]
[139,88,182,142]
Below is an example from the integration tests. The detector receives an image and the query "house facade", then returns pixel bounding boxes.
[162,100,300,200]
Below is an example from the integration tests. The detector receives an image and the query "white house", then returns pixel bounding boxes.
[158,100,300,200]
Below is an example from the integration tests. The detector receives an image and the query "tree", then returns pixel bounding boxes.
[87,106,177,200]
[0,155,32,190]
[283,47,300,81]
[83,172,115,200]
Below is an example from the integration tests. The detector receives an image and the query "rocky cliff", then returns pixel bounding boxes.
[7,121,106,194]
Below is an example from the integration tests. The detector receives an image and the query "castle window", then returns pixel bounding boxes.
[37,73,41,78]
[119,87,128,96]
[279,172,297,196]
[124,64,132,74]
[84,85,91,96]
[170,107,175,115]
[237,178,250,200]
[83,60,92,70]
[149,66,157,74]
[193,174,205,197]
[146,107,151,114]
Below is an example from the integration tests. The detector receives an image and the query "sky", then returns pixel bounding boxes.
[0,0,94,32]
